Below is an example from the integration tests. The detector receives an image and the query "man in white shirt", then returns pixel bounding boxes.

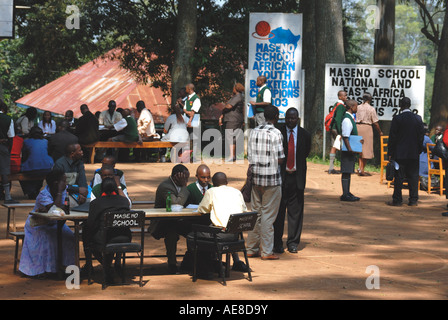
[198,172,247,228]
[99,100,123,129]
[136,100,160,140]
[99,100,123,141]
[193,172,249,274]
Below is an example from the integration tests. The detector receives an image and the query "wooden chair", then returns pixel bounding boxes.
[188,212,258,286]
[427,143,445,196]
[380,136,389,184]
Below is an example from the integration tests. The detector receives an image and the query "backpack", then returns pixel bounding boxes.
[324,102,344,132]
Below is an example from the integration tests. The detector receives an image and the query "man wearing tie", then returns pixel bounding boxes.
[274,108,311,254]
[186,164,212,205]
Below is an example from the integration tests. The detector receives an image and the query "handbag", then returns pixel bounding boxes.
[386,161,395,181]
[433,139,448,161]
[240,165,253,203]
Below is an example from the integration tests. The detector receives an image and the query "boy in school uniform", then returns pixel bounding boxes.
[340,100,362,202]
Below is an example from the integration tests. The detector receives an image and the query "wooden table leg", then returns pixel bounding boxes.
[5,208,11,238]
[90,147,95,164]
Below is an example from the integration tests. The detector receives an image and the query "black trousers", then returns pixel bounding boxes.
[273,173,304,249]
[393,159,419,204]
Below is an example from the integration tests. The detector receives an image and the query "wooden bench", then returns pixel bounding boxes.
[1,203,35,238]
[8,172,47,182]
[83,141,187,163]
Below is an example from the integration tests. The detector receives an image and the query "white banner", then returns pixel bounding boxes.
[247,13,303,119]
[325,64,426,121]
[0,0,14,38]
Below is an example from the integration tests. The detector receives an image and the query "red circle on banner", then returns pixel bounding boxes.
[255,21,271,37]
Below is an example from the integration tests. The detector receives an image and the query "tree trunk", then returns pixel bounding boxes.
[374,0,395,65]
[429,8,448,129]
[374,0,395,165]
[171,0,197,106]
[301,0,345,156]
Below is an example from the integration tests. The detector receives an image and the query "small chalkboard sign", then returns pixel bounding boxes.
[225,212,258,233]
[105,210,145,228]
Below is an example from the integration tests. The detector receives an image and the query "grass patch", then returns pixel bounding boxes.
[307,155,380,173]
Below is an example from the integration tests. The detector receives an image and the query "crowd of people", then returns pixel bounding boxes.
[1,76,445,283]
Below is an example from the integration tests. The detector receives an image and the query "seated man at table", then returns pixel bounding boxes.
[149,164,191,274]
[90,154,126,188]
[83,177,131,284]
[186,164,213,206]
[90,165,131,206]
[99,100,123,141]
[48,120,79,162]
[53,143,89,206]
[187,172,249,278]
[109,109,140,143]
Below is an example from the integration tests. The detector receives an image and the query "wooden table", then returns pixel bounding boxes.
[30,208,201,278]
[2,203,35,238]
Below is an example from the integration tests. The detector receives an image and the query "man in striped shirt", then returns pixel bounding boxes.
[246,105,285,260]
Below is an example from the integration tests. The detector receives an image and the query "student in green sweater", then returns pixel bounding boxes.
[110,109,139,143]
[186,164,212,205]
[328,90,348,174]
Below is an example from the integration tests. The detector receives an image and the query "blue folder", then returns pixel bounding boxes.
[341,135,363,153]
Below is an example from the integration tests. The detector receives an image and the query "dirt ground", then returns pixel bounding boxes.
[0,160,447,301]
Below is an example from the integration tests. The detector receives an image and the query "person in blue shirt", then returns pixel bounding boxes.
[20,126,54,199]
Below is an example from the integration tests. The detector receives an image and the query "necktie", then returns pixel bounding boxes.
[202,187,206,195]
[287,130,295,171]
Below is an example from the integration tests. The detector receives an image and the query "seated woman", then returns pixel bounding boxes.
[162,103,189,143]
[162,104,190,162]
[83,177,131,284]
[38,110,57,136]
[20,126,54,199]
[19,169,75,277]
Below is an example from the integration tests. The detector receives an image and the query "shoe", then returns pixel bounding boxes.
[4,199,20,204]
[386,201,403,207]
[340,195,360,202]
[247,252,260,258]
[261,254,279,260]
[288,246,298,254]
[348,193,360,201]
[273,246,284,254]
[442,212,448,217]
[232,261,250,272]
[328,169,341,174]
[408,201,418,207]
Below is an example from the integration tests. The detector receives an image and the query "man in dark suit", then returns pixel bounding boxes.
[273,107,311,254]
[48,120,79,161]
[149,164,191,274]
[387,97,424,206]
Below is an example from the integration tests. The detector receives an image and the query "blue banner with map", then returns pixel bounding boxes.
[247,13,303,119]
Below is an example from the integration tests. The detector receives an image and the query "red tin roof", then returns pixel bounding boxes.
[15,53,171,123]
